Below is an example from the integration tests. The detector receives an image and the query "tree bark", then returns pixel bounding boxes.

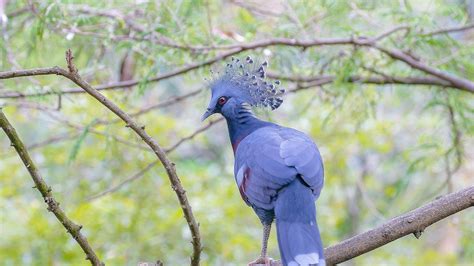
[324,186,474,265]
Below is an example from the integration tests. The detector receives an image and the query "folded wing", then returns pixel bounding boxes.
[234,126,324,210]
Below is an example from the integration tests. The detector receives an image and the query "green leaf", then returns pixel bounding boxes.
[137,64,160,96]
[68,121,95,163]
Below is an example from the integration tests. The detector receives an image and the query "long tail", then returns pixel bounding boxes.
[275,178,325,266]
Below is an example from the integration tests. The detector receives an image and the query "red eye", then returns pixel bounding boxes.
[218,96,227,105]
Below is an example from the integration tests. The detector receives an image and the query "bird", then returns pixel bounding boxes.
[202,56,325,266]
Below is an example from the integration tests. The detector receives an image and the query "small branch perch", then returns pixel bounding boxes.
[324,186,474,265]
[0,109,104,266]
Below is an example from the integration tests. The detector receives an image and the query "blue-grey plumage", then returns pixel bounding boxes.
[275,179,325,266]
[203,57,325,266]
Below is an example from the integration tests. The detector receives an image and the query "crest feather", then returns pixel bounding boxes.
[210,56,285,110]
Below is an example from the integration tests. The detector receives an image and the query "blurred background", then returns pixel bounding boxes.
[0,0,473,265]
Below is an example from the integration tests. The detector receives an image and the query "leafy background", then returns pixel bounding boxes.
[0,0,473,265]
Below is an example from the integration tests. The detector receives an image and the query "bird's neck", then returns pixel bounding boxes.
[224,105,269,152]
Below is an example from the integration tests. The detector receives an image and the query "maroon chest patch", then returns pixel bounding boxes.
[238,167,251,204]
[232,139,242,153]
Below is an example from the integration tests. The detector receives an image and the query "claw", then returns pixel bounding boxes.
[247,256,279,266]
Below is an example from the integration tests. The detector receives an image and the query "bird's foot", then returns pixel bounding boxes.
[247,256,279,266]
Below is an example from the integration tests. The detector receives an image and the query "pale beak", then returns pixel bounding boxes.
[201,108,214,121]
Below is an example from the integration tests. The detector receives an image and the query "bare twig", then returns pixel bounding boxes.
[440,96,463,194]
[324,186,474,265]
[6,7,29,18]
[371,45,474,93]
[164,117,224,153]
[230,0,283,18]
[428,95,464,198]
[372,25,409,42]
[283,75,451,95]
[88,118,224,200]
[356,157,385,220]
[268,73,453,88]
[137,90,204,114]
[86,160,159,201]
[28,132,78,150]
[423,23,474,36]
[0,109,104,266]
[445,96,463,173]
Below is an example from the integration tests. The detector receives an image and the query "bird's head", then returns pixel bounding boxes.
[202,56,285,121]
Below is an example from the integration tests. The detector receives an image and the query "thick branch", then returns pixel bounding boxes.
[324,186,474,265]
[0,109,104,266]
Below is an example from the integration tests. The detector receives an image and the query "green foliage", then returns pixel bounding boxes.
[68,120,94,163]
[1,0,473,265]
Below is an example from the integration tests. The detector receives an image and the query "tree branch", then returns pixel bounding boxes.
[423,23,474,36]
[163,117,224,153]
[267,73,453,88]
[86,117,224,201]
[62,49,202,266]
[0,51,203,265]
[1,26,473,99]
[0,109,104,266]
[0,52,232,98]
[371,45,474,93]
[86,160,159,201]
[324,186,474,265]
[95,87,204,125]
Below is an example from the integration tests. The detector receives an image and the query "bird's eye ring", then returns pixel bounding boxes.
[218,96,227,105]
